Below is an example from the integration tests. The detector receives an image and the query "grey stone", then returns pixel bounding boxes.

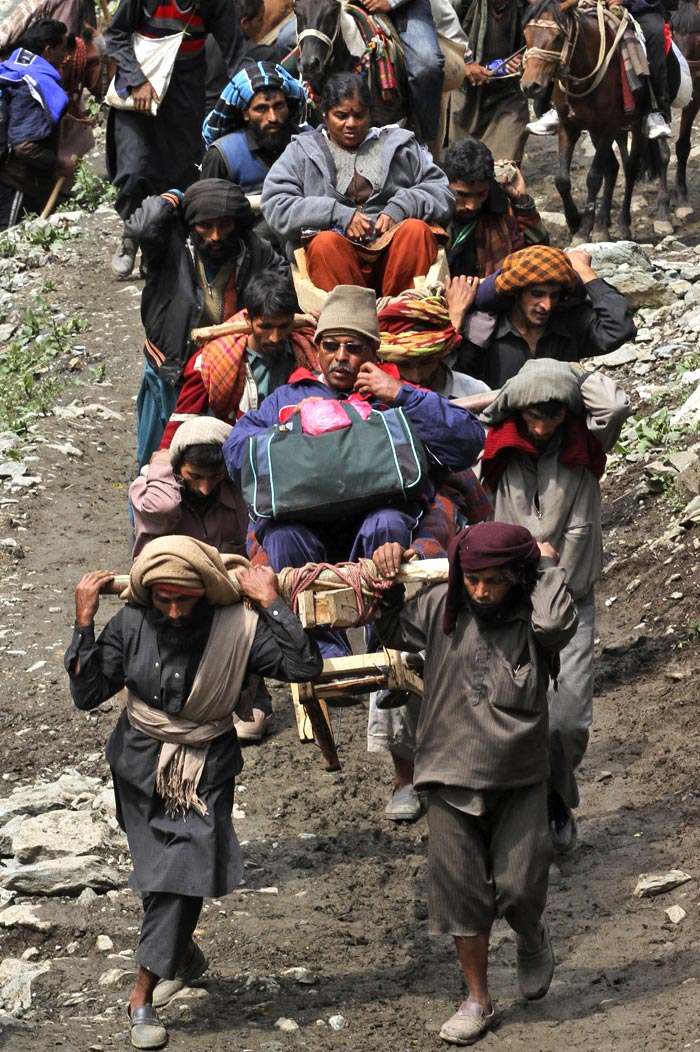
[0,818,23,858]
[11,810,106,864]
[91,789,116,817]
[46,442,83,458]
[0,462,26,480]
[0,855,122,896]
[575,241,675,309]
[0,772,102,828]
[671,386,700,427]
[0,905,53,933]
[51,402,123,421]
[0,957,50,1016]
[589,345,638,368]
[76,887,99,907]
[654,342,694,359]
[98,967,133,987]
[96,935,113,952]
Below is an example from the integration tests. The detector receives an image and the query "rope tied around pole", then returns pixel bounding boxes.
[277,558,394,627]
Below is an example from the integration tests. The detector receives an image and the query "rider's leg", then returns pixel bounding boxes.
[390,0,445,142]
[636,9,672,134]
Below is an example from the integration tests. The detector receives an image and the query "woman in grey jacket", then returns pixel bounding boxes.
[260,72,454,296]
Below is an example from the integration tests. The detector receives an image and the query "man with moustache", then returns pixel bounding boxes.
[125,178,288,468]
[200,60,309,194]
[65,537,321,1049]
[479,359,631,854]
[373,521,578,1044]
[224,284,486,659]
[456,245,636,390]
[157,270,317,451]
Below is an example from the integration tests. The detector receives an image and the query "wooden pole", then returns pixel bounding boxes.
[452,391,498,414]
[191,313,315,343]
[40,177,67,219]
[101,559,449,601]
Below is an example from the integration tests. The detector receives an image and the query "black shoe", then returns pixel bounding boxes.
[375,688,412,710]
[548,790,578,855]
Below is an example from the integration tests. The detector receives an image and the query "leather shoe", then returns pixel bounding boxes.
[234,708,274,743]
[111,235,137,279]
[439,999,497,1044]
[152,943,208,1008]
[516,918,554,1001]
[126,1005,168,1050]
[384,784,422,822]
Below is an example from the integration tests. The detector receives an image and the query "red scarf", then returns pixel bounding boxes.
[481,415,606,493]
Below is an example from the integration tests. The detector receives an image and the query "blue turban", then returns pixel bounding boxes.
[202,60,308,148]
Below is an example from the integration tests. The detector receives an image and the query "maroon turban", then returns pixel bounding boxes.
[442,521,540,635]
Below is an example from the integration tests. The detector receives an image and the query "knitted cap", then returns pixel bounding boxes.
[315,285,380,348]
[169,418,233,466]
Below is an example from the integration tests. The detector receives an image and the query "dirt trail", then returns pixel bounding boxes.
[1,134,700,1051]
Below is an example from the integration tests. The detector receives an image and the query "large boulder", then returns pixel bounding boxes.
[0,855,123,896]
[11,809,107,864]
[575,241,676,310]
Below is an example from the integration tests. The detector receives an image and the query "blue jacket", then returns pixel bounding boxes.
[0,48,68,145]
[204,123,313,191]
[223,371,485,485]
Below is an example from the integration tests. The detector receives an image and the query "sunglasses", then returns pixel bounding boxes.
[319,339,368,355]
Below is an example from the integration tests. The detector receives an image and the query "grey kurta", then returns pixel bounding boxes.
[65,598,321,897]
[374,567,578,791]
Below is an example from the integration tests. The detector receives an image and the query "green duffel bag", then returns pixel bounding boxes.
[241,402,429,522]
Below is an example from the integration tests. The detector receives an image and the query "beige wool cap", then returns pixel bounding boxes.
[169,418,233,466]
[314,285,380,347]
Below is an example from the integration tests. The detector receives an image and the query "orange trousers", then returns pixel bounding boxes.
[305,218,438,296]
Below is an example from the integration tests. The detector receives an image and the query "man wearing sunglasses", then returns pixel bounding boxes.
[223,284,485,659]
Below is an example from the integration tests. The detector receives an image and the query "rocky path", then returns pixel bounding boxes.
[1,154,700,1050]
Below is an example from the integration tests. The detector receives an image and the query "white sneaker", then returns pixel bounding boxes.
[526,107,559,136]
[646,112,672,139]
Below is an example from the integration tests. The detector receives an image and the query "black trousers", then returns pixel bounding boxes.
[137,892,203,979]
[636,9,671,118]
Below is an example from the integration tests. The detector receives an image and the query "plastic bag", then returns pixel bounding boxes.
[300,395,371,435]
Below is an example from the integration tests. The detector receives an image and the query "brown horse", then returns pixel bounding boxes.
[292,0,408,126]
[522,0,673,241]
[671,0,700,218]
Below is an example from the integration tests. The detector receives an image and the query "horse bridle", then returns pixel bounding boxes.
[296,13,341,63]
[523,16,577,79]
[523,0,630,99]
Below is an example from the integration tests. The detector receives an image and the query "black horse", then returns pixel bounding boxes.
[293,0,408,125]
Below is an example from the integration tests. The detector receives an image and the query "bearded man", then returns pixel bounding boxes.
[125,178,288,468]
[65,537,321,1050]
[374,521,578,1045]
[201,59,309,193]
